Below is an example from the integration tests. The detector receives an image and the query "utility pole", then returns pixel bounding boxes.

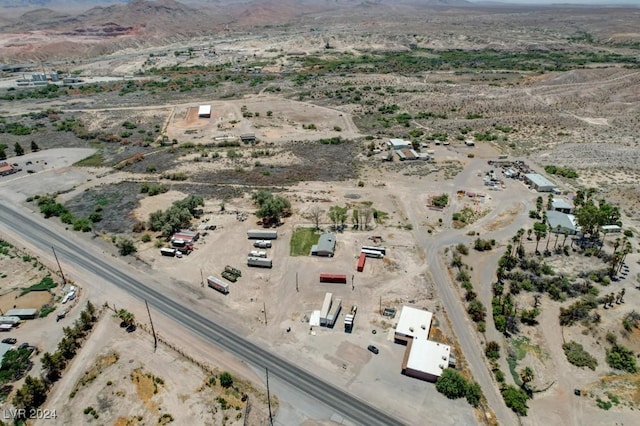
[266,367,274,426]
[351,274,354,291]
[51,246,67,286]
[200,268,204,288]
[296,272,299,292]
[146,300,158,352]
[263,302,267,326]
[379,296,382,315]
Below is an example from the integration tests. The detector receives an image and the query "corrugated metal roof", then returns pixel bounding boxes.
[316,233,336,254]
[525,173,556,189]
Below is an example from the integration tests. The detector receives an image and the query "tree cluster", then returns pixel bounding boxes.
[252,190,290,224]
[13,302,98,416]
[148,195,204,236]
[573,190,620,240]
[435,369,483,408]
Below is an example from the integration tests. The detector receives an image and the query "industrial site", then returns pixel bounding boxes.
[1,1,640,425]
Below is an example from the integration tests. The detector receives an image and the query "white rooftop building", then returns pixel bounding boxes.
[198,105,211,118]
[394,306,432,342]
[402,338,451,383]
[387,138,411,150]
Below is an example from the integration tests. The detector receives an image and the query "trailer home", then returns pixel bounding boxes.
[247,230,278,240]
[207,276,229,294]
[247,256,273,268]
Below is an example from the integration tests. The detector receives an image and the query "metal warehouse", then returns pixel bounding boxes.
[524,173,556,192]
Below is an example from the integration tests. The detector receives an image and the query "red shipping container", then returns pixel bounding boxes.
[319,273,347,283]
[356,253,366,272]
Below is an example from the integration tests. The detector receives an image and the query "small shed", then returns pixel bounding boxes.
[240,134,256,144]
[198,105,211,118]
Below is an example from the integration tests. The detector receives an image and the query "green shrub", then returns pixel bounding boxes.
[501,385,529,416]
[606,344,637,373]
[435,369,468,399]
[562,341,597,370]
[219,372,233,388]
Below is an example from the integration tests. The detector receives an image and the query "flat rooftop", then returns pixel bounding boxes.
[525,173,556,188]
[395,306,432,340]
[405,338,451,378]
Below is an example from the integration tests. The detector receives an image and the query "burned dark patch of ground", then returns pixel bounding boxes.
[65,181,143,234]
[189,139,360,186]
[170,183,247,201]
[118,148,183,174]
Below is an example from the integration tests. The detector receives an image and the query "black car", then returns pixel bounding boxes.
[367,345,379,355]
[1,338,17,345]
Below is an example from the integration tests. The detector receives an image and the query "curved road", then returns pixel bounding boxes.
[0,203,404,426]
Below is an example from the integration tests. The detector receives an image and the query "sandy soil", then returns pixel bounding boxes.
[36,311,269,426]
[166,96,361,144]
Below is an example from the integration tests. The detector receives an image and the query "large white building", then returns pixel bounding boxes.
[394,306,451,382]
[402,339,451,383]
[387,138,411,150]
[394,306,432,342]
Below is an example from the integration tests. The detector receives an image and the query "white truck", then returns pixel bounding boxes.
[207,276,229,294]
[160,248,177,257]
[247,256,272,268]
[247,229,277,240]
[253,240,272,248]
[249,250,268,258]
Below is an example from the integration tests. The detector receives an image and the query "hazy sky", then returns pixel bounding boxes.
[469,0,640,4]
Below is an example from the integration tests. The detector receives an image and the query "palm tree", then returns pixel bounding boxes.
[116,309,135,327]
[554,225,561,249]
[547,193,553,211]
[533,222,547,254]
[545,224,553,253]
[562,231,569,248]
[616,240,632,275]
[527,228,533,240]
[618,288,626,304]
[608,292,616,308]
[520,366,534,390]
[517,228,525,249]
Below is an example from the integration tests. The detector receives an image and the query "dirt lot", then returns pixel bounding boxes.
[1,3,639,424]
[36,310,270,426]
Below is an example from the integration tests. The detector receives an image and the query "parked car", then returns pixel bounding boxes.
[1,338,17,344]
[56,310,68,322]
[18,342,30,350]
[25,160,32,165]
[367,345,379,355]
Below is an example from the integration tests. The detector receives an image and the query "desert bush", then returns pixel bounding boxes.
[485,341,501,360]
[562,341,597,370]
[606,344,637,373]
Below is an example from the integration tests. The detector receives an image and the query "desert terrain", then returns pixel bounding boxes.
[0,1,639,425]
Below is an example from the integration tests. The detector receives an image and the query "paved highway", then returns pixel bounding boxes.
[0,203,405,426]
